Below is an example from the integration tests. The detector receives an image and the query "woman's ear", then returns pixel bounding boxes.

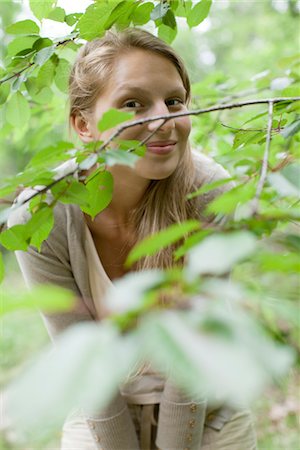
[70,113,95,143]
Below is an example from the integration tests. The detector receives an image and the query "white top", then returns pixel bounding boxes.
[84,223,165,404]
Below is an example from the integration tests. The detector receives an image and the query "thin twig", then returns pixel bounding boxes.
[221,123,267,132]
[252,101,274,214]
[0,63,35,84]
[4,97,300,215]
[97,97,300,152]
[0,36,78,85]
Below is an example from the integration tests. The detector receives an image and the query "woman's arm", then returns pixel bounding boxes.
[156,379,207,450]
[8,199,140,450]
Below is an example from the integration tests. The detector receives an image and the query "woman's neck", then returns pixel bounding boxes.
[107,164,150,223]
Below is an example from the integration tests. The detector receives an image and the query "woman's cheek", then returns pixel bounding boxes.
[178,115,192,139]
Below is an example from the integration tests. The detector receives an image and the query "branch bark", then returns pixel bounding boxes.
[0,36,78,85]
[252,101,274,214]
[5,96,300,217]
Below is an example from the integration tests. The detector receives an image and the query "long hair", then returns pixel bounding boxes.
[69,28,209,270]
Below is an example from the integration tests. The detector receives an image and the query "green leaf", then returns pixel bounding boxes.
[32,86,53,104]
[1,285,75,316]
[78,3,113,41]
[162,9,177,29]
[284,234,300,252]
[0,252,4,284]
[5,92,30,128]
[0,168,53,199]
[104,270,164,315]
[51,179,90,210]
[187,231,257,276]
[7,36,38,56]
[6,19,40,35]
[104,1,135,29]
[78,153,98,171]
[104,149,139,168]
[131,2,154,25]
[170,0,179,13]
[281,119,300,139]
[115,139,146,157]
[158,23,177,44]
[54,58,70,93]
[27,206,54,251]
[0,83,10,106]
[82,170,113,220]
[255,252,300,273]
[150,2,169,20]
[126,220,200,267]
[281,163,300,189]
[6,323,139,435]
[32,37,53,52]
[36,59,56,88]
[140,308,293,403]
[268,172,300,197]
[47,6,65,22]
[233,130,265,150]
[174,0,193,17]
[174,230,212,260]
[34,45,55,66]
[29,0,56,21]
[0,225,29,251]
[187,0,212,28]
[28,141,74,168]
[0,203,54,252]
[207,180,257,215]
[11,71,29,93]
[187,177,235,200]
[97,108,134,132]
[65,13,82,26]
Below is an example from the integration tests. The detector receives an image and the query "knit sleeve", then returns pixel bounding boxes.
[156,379,207,450]
[7,194,140,450]
[7,191,94,336]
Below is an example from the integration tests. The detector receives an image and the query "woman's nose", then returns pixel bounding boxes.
[147,103,175,133]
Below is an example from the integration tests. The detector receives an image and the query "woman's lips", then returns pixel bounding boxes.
[146,141,177,155]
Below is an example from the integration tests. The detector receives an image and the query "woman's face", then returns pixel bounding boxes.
[79,48,191,181]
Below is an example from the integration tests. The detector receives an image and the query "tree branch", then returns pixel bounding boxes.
[252,101,274,214]
[5,97,300,217]
[97,96,300,152]
[0,36,78,86]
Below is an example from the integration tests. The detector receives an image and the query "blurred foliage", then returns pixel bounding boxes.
[0,0,299,448]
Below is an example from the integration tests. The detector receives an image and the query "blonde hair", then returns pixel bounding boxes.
[69,28,206,270]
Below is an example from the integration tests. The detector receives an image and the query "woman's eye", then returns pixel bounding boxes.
[123,100,142,109]
[166,98,184,107]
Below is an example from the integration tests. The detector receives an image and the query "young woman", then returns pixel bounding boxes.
[10,28,257,450]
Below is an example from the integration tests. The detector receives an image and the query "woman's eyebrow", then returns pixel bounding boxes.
[117,84,187,97]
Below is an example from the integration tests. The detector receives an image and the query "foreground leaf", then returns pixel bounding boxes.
[82,170,113,220]
[187,231,257,276]
[1,285,75,316]
[6,322,139,436]
[140,308,294,404]
[97,108,134,132]
[6,92,30,128]
[126,220,200,267]
[103,270,164,315]
[0,252,4,284]
[29,0,55,21]
[6,19,40,35]
[0,224,29,251]
[187,0,212,28]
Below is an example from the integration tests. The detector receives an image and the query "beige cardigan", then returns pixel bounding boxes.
[8,153,234,450]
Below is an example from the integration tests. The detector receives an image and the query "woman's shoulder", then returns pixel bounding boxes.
[7,190,73,230]
[191,149,231,186]
[190,150,234,217]
[7,158,81,230]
